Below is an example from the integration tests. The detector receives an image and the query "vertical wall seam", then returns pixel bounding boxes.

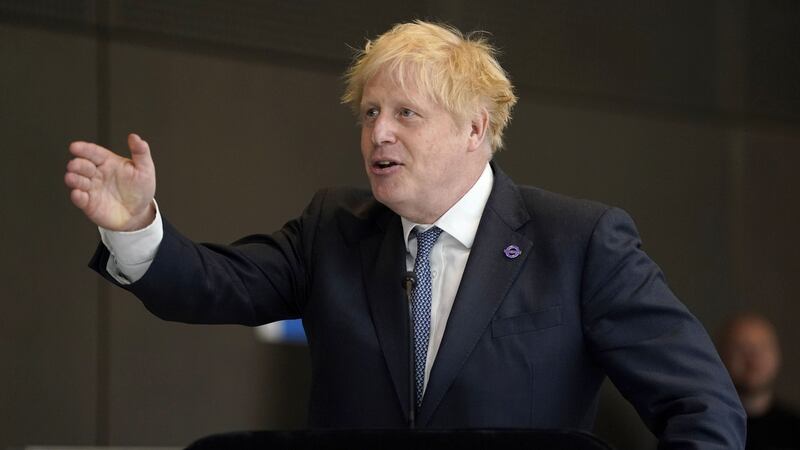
[95,0,110,444]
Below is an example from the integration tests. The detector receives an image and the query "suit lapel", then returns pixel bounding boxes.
[417,164,533,426]
[358,211,413,422]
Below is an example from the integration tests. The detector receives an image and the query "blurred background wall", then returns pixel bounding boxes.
[1,1,798,449]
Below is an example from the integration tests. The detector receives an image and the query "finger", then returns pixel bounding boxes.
[70,189,89,210]
[69,141,111,166]
[128,133,154,171]
[66,157,97,178]
[64,171,92,191]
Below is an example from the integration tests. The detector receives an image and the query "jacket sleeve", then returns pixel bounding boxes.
[580,207,746,449]
[88,189,328,326]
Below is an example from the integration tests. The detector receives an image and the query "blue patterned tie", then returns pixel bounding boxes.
[411,226,443,409]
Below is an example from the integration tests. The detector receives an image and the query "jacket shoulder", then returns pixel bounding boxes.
[515,185,613,228]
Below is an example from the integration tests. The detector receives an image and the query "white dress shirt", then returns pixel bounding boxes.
[100,163,495,392]
[100,201,163,284]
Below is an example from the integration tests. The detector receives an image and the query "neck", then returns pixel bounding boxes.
[404,161,488,224]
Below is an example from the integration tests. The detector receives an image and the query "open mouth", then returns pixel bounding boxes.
[374,160,401,169]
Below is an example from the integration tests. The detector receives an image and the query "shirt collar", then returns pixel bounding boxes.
[401,162,494,250]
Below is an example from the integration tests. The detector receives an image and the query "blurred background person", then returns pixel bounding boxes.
[719,313,800,450]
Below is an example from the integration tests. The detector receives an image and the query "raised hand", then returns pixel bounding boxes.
[64,133,157,231]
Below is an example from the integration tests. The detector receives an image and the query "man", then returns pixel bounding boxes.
[719,313,800,449]
[65,21,745,448]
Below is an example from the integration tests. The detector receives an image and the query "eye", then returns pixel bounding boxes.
[399,108,417,119]
[363,107,379,121]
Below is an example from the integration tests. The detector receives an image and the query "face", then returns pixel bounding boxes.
[359,68,488,223]
[721,319,781,395]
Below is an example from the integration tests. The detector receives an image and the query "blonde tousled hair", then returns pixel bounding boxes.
[342,21,517,152]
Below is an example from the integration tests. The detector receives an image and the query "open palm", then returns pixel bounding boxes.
[64,133,157,231]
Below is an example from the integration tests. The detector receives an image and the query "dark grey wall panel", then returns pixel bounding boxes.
[0,0,96,25]
[458,1,719,112]
[109,0,430,62]
[746,0,800,120]
[0,24,100,449]
[106,289,308,444]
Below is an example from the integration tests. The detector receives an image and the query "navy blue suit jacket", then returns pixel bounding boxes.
[90,164,745,448]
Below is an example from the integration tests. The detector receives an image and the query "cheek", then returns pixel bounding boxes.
[360,130,374,161]
[360,127,369,149]
[414,131,448,160]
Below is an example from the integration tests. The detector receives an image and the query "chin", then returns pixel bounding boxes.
[370,186,406,214]
[369,178,396,200]
[372,188,399,207]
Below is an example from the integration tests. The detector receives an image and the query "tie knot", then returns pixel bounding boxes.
[415,226,443,257]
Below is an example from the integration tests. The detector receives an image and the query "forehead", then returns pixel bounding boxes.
[360,66,431,106]
[728,319,777,345]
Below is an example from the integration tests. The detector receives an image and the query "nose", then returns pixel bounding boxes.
[371,115,396,146]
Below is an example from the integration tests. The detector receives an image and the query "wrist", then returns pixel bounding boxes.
[124,201,157,231]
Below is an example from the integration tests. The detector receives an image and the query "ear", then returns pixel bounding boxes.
[466,108,490,153]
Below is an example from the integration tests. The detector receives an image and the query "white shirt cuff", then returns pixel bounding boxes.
[99,200,164,285]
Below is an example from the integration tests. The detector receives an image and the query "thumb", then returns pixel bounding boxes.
[127,133,154,171]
